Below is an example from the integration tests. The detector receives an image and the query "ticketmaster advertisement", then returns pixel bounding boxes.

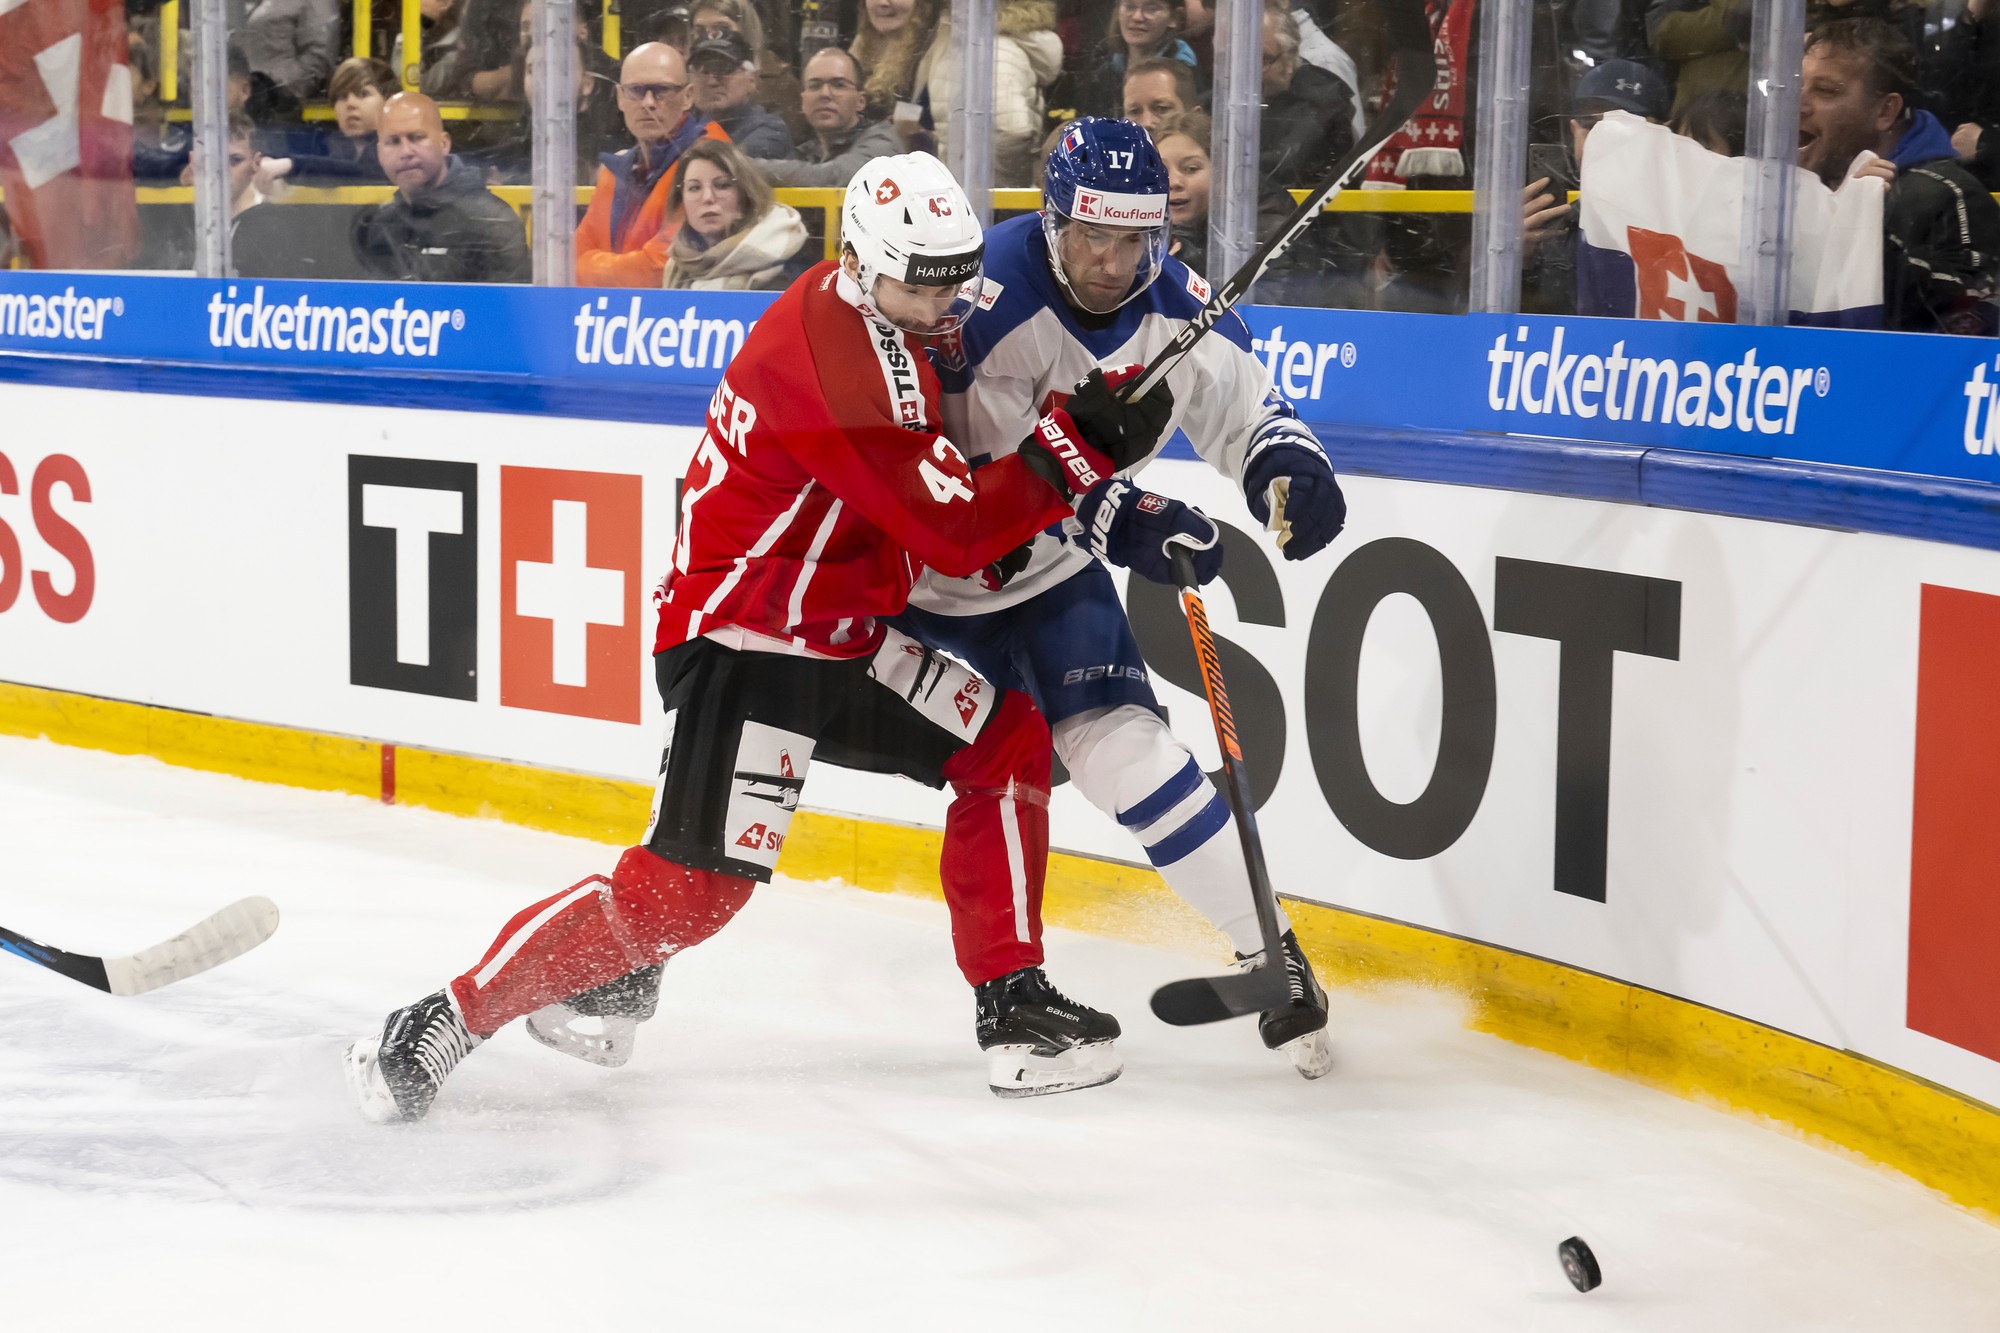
[4,377,2000,1123]
[5,271,2000,483]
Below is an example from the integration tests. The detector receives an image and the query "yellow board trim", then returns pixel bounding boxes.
[1,676,1995,1220]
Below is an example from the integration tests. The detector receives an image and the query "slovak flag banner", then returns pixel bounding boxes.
[1577,112,1883,329]
[0,0,138,268]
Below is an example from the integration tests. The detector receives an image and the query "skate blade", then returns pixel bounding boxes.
[525,1005,637,1068]
[342,1034,408,1124]
[1280,1027,1334,1081]
[987,1040,1123,1099]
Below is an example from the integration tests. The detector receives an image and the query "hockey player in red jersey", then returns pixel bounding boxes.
[343,152,1209,1120]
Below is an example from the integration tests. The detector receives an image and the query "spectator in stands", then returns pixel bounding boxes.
[1521,58,1671,315]
[748,47,900,186]
[1935,0,2000,188]
[130,29,192,181]
[520,34,628,170]
[1674,86,1746,156]
[660,139,809,288]
[242,0,340,112]
[576,42,724,287]
[224,112,302,277]
[391,0,467,98]
[689,32,793,158]
[914,0,1062,186]
[690,0,804,141]
[1122,54,1198,135]
[851,0,944,144]
[445,0,524,101]
[1157,108,1337,301]
[1800,17,2000,334]
[353,92,530,282]
[258,57,397,187]
[1259,0,1351,188]
[1646,0,1750,120]
[1081,0,1196,120]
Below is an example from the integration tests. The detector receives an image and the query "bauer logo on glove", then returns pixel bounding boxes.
[1076,479,1223,587]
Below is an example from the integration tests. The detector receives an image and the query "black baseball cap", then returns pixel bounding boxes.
[688,31,755,73]
[1570,59,1668,120]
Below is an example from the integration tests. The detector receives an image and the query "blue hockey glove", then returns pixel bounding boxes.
[1243,437,1345,560]
[1075,479,1222,587]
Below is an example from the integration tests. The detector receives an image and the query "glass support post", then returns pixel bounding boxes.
[192,0,230,278]
[1468,0,1530,312]
[1209,0,1261,280]
[531,0,579,287]
[950,0,997,228]
[1741,0,1805,325]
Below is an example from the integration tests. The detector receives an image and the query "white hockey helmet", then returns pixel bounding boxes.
[840,151,986,334]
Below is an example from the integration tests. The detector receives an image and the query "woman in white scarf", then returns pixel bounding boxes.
[660,139,810,291]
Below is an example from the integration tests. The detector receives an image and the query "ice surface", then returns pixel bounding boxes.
[2,734,1997,1331]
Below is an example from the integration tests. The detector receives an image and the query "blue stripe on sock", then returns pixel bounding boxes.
[1117,755,1206,832]
[1144,794,1231,867]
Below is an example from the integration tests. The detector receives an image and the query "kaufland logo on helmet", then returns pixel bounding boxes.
[1071,188,1166,226]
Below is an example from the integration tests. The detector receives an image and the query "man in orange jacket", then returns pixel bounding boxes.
[575,41,728,287]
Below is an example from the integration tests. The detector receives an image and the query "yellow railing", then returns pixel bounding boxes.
[162,0,179,104]
[354,0,371,61]
[402,0,421,90]
[111,186,1481,265]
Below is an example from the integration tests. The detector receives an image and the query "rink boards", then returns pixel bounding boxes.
[2,378,1999,1202]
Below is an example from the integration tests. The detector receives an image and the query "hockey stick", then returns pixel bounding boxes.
[1148,546,1292,1026]
[0,896,280,996]
[1125,0,1438,402]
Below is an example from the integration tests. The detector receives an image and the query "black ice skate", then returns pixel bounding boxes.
[974,966,1123,1099]
[343,990,485,1124]
[524,963,665,1068]
[1235,930,1333,1080]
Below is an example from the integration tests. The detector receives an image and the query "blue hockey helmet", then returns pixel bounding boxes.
[1041,117,1172,314]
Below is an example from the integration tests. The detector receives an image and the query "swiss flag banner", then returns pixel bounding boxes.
[0,0,138,268]
[1577,112,1883,329]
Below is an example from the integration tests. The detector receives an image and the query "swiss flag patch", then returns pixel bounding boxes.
[899,399,921,424]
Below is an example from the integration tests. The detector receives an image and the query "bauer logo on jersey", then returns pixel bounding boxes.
[1070,189,1167,226]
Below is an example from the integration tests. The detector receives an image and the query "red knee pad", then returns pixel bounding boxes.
[605,846,754,957]
[942,691,1052,799]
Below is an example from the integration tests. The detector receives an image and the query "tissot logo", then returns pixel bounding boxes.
[348,455,478,700]
[500,467,644,724]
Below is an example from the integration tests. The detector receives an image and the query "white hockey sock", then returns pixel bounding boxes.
[1054,705,1290,956]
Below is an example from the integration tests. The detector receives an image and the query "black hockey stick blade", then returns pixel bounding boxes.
[1151,962,1292,1026]
[1126,0,1438,401]
[0,896,281,996]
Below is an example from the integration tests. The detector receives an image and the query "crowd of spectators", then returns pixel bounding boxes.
[87,0,2000,331]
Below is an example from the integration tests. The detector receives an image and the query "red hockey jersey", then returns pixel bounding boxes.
[654,262,1074,659]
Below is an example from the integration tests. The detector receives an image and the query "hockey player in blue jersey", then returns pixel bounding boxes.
[898,118,1349,1079]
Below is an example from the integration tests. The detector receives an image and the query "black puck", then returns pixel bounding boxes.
[1558,1236,1602,1292]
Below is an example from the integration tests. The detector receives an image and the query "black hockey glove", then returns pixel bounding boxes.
[1074,479,1222,587]
[1243,433,1345,561]
[1064,364,1176,471]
